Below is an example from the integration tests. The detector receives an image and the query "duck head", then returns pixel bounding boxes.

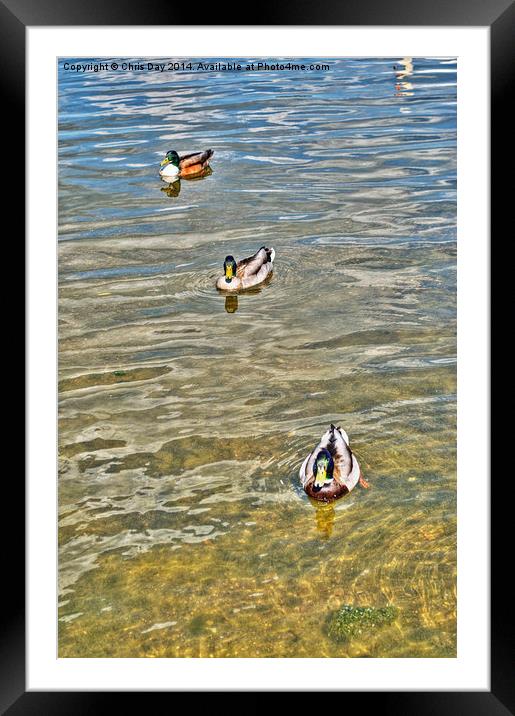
[160,150,180,168]
[223,255,238,284]
[312,448,334,493]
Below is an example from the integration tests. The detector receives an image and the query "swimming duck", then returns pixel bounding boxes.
[159,149,213,182]
[216,246,275,291]
[299,424,369,502]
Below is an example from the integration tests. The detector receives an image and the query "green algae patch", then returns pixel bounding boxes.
[59,366,171,393]
[327,605,398,643]
[188,615,207,636]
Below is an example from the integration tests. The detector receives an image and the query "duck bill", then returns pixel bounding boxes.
[160,158,170,167]
[225,265,234,280]
[314,464,328,489]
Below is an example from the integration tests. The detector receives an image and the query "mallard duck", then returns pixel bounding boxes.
[299,424,369,502]
[159,149,213,182]
[216,246,275,291]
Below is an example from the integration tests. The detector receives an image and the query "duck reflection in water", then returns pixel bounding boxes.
[161,179,181,197]
[310,498,336,539]
[218,272,274,314]
[160,166,213,198]
[225,295,238,313]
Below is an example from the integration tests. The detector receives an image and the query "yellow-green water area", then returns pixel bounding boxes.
[58,455,455,658]
[58,339,456,657]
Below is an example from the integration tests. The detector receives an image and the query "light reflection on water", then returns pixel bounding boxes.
[58,57,456,657]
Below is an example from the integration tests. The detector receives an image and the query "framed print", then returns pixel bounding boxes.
[7,0,508,710]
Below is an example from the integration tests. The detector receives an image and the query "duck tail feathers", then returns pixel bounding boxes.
[322,424,350,448]
[258,246,275,263]
[337,426,350,445]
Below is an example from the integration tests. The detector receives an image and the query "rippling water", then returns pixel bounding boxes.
[58,57,457,657]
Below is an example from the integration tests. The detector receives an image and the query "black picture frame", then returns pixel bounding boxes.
[8,0,507,711]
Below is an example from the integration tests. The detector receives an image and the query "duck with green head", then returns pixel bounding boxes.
[159,148,213,182]
[215,246,275,292]
[300,424,369,502]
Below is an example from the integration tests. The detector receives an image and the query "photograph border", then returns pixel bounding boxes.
[8,0,506,710]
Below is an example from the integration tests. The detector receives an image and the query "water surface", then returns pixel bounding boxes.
[58,57,457,657]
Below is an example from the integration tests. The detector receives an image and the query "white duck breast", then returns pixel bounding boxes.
[159,163,180,182]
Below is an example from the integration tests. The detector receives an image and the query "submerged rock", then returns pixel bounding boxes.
[327,605,398,643]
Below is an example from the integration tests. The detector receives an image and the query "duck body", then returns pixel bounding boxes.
[300,424,366,502]
[159,149,213,182]
[216,246,275,292]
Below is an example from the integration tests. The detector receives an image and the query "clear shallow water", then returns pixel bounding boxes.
[58,57,457,657]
